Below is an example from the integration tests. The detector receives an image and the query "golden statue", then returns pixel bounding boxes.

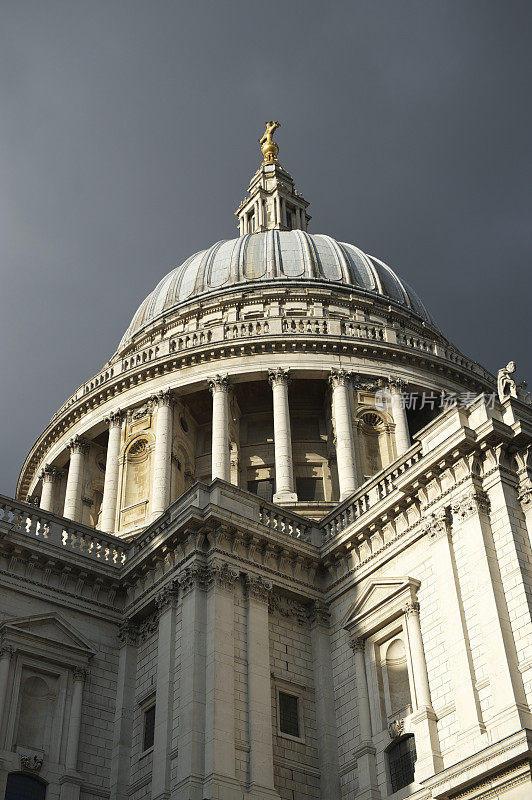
[259,121,280,164]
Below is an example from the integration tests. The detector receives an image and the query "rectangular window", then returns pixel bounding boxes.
[143,705,155,751]
[279,691,300,737]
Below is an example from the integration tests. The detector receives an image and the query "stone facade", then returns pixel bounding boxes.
[2,146,532,800]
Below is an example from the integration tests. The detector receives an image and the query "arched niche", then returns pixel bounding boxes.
[356,409,395,479]
[384,638,412,716]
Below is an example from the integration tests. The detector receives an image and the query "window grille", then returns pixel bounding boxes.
[388,734,416,793]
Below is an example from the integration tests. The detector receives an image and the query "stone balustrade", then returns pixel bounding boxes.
[0,496,128,566]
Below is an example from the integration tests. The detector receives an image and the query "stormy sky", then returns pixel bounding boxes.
[1,1,531,496]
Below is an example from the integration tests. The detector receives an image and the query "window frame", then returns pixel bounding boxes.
[139,694,156,755]
[275,685,305,743]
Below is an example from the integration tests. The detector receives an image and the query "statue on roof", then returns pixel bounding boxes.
[260,121,280,164]
[497,361,518,403]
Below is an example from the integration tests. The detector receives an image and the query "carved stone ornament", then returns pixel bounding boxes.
[105,409,123,428]
[352,373,386,393]
[389,718,405,740]
[67,436,89,456]
[307,599,330,626]
[0,641,15,659]
[128,400,154,422]
[329,368,352,388]
[268,592,307,626]
[388,376,406,394]
[118,619,140,646]
[208,374,229,394]
[20,754,43,773]
[268,367,290,386]
[244,574,273,603]
[452,490,490,521]
[497,361,518,403]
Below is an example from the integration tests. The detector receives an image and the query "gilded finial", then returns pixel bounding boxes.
[259,121,280,164]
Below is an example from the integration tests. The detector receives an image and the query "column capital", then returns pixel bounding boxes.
[72,665,88,683]
[329,368,352,388]
[152,389,174,408]
[426,506,452,541]
[0,641,14,659]
[350,636,365,653]
[118,619,140,646]
[404,600,420,616]
[67,436,90,455]
[268,367,290,386]
[208,374,229,394]
[105,408,123,428]
[308,599,330,626]
[244,573,273,604]
[518,481,532,506]
[40,464,61,483]
[388,376,407,393]
[452,489,490,521]
[177,563,210,595]
[206,560,240,592]
[155,582,179,612]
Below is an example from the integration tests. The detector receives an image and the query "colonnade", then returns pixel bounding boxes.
[39,371,411,527]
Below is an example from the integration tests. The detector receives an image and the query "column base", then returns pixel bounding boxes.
[273,492,298,503]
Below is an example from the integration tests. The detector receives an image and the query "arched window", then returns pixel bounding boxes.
[387,735,417,793]
[4,773,47,800]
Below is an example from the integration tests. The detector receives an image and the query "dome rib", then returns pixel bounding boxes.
[118,231,435,348]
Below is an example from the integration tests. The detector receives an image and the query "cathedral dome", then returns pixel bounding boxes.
[119,231,435,348]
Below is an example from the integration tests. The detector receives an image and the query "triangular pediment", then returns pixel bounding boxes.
[342,576,420,632]
[1,613,96,658]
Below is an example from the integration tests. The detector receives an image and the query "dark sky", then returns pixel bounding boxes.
[1,1,531,496]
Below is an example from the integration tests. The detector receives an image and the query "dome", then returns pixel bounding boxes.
[119,231,435,348]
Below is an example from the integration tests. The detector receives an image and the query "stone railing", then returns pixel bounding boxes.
[258,502,314,543]
[320,443,424,541]
[0,496,128,567]
[341,320,386,341]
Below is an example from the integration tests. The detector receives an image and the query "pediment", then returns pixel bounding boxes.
[1,613,96,660]
[343,576,420,634]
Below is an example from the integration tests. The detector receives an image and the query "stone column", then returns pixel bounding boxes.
[101,410,123,533]
[176,563,208,798]
[330,369,358,499]
[350,638,379,800]
[209,375,231,482]
[389,378,410,456]
[40,465,60,512]
[309,602,340,799]
[0,643,14,734]
[269,368,297,502]
[110,622,138,800]
[152,584,178,800]
[428,508,485,750]
[403,601,443,781]
[151,390,173,516]
[281,198,287,228]
[63,437,89,522]
[203,561,239,798]
[65,667,87,770]
[245,575,279,797]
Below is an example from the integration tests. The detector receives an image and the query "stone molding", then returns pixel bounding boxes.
[67,436,90,456]
[244,573,273,604]
[208,374,229,394]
